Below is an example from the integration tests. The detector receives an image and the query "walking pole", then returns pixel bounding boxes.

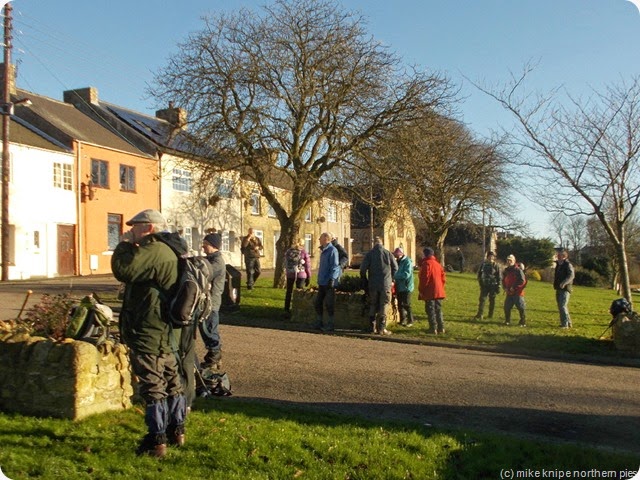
[598,317,617,339]
[16,289,33,320]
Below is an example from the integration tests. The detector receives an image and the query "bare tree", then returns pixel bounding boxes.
[360,113,508,264]
[477,69,640,303]
[149,0,453,286]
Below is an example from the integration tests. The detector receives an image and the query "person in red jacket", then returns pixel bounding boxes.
[418,247,446,334]
[502,254,527,327]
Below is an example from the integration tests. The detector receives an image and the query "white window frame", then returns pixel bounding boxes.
[327,203,337,223]
[250,191,261,215]
[173,168,192,192]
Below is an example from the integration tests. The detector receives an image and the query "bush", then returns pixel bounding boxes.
[527,269,542,281]
[573,268,603,288]
[336,274,363,293]
[19,293,76,341]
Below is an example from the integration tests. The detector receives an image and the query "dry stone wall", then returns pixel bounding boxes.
[291,289,371,330]
[0,335,133,420]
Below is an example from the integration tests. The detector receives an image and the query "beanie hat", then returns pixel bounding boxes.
[423,247,434,257]
[203,233,222,249]
[393,247,404,257]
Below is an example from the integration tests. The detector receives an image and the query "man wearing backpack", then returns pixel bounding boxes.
[473,251,501,322]
[283,238,311,318]
[111,209,188,458]
[200,233,226,368]
[502,254,527,327]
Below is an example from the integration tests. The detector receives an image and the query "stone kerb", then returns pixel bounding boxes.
[0,336,133,420]
[291,288,370,330]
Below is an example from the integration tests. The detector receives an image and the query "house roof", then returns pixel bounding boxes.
[14,88,150,157]
[9,116,70,153]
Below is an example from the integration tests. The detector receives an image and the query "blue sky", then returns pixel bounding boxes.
[8,0,640,238]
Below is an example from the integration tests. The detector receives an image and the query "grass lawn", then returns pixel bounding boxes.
[1,272,639,478]
[231,271,639,361]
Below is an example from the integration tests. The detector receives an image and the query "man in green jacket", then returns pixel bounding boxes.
[111,209,187,458]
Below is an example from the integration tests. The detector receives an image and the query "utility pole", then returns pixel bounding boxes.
[1,1,12,281]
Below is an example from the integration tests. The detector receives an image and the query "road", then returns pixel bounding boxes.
[1,275,639,455]
[219,325,640,455]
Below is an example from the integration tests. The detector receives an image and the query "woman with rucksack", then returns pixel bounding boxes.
[283,238,312,318]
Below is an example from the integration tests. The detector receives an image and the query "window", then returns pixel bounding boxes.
[53,163,72,190]
[305,208,312,222]
[250,191,261,215]
[221,231,230,252]
[173,168,192,192]
[267,204,276,218]
[91,159,109,188]
[120,165,136,192]
[107,214,122,250]
[327,203,337,223]
[182,227,193,251]
[254,229,264,255]
[305,234,313,255]
[216,178,234,198]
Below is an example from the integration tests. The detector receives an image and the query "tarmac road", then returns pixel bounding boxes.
[1,275,639,456]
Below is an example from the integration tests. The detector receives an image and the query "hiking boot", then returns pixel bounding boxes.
[405,322,413,327]
[136,434,167,458]
[379,329,392,335]
[504,321,511,326]
[201,350,222,369]
[438,329,446,335]
[427,328,438,335]
[473,315,482,322]
[168,425,185,447]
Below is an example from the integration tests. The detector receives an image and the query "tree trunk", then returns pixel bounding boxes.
[272,218,301,288]
[616,241,633,307]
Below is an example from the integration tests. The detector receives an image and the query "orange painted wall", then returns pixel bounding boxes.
[77,143,159,275]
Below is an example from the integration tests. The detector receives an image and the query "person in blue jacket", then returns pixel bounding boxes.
[313,232,341,333]
[393,247,415,327]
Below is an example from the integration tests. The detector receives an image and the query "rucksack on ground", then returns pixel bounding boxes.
[167,255,214,328]
[610,298,632,317]
[285,248,304,274]
[66,294,113,345]
[195,366,232,397]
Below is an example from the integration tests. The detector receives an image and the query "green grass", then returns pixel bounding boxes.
[1,400,638,479]
[4,273,638,478]
[230,271,638,361]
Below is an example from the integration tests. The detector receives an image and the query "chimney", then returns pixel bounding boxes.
[63,87,99,106]
[0,63,16,97]
[156,101,187,130]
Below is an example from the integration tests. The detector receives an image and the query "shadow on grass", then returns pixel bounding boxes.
[193,396,640,468]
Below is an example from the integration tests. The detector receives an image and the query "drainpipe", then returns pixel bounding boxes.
[75,140,82,275]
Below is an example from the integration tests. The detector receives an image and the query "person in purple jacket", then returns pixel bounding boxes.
[283,238,312,317]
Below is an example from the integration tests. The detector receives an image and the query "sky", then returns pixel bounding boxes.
[7,0,640,240]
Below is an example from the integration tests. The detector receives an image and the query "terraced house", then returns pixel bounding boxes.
[1,66,351,278]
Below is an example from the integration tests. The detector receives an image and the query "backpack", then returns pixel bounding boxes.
[66,294,113,345]
[610,298,632,317]
[285,248,304,274]
[166,255,214,328]
[195,368,232,397]
[334,242,349,270]
[480,262,498,287]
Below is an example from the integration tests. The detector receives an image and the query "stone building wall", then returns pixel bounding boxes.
[0,336,133,420]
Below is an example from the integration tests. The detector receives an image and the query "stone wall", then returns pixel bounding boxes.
[612,312,640,353]
[0,336,133,420]
[291,289,371,331]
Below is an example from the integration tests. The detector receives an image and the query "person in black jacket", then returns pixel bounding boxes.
[200,233,226,366]
[554,248,575,328]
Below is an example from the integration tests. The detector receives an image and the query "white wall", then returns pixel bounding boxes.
[7,143,75,279]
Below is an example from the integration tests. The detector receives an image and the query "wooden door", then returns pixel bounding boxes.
[57,224,75,276]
